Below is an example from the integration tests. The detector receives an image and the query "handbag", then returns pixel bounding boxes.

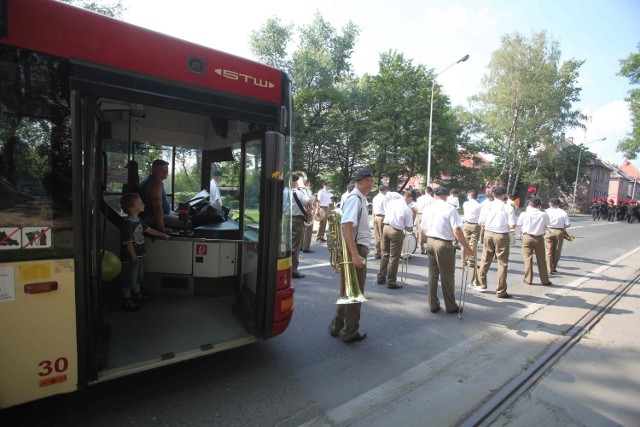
[563,230,575,241]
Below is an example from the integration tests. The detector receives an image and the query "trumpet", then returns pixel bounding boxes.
[327,209,367,304]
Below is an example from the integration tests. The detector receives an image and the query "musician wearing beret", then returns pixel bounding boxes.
[329,167,374,343]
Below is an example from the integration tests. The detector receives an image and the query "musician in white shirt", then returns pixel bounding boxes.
[377,190,414,289]
[371,184,389,259]
[477,185,517,298]
[517,197,552,286]
[421,187,472,313]
[545,197,571,274]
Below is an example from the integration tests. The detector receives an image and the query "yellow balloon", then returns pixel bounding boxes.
[101,250,122,281]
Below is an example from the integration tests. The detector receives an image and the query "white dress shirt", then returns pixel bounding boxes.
[517,208,550,236]
[546,207,570,229]
[421,199,463,241]
[479,199,516,233]
[383,198,414,231]
[463,199,482,223]
[372,192,387,216]
[341,189,371,245]
[317,188,331,207]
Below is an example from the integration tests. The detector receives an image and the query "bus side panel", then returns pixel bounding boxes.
[0,260,78,409]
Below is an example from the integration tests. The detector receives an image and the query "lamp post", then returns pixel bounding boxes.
[426,54,469,186]
[572,137,607,208]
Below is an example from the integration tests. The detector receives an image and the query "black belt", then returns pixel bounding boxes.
[375,214,384,217]
[550,227,564,230]
[427,236,453,242]
[465,221,478,224]
[523,233,542,237]
[485,231,509,234]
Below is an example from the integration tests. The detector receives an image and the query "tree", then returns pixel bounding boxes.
[471,31,585,195]
[59,0,126,18]
[617,43,640,160]
[249,13,360,185]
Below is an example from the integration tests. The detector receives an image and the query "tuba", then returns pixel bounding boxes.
[327,209,367,304]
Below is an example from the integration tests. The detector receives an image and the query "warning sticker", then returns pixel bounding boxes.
[0,227,21,250]
[22,227,52,249]
[0,266,15,303]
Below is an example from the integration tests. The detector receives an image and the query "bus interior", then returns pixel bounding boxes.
[95,98,286,379]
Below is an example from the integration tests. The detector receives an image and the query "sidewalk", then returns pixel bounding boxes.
[492,275,640,426]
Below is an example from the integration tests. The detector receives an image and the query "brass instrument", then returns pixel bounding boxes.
[327,209,367,304]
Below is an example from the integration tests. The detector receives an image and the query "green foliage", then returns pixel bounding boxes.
[471,31,585,194]
[59,0,126,18]
[617,43,640,160]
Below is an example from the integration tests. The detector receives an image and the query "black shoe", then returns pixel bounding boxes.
[447,306,461,313]
[123,299,140,312]
[343,332,367,343]
[376,278,386,285]
[430,307,441,313]
[387,284,403,289]
[302,249,315,253]
[292,272,305,278]
[132,292,152,303]
[542,282,553,286]
[329,323,339,337]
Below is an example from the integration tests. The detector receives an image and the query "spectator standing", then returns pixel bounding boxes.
[517,197,552,286]
[376,190,414,289]
[301,177,316,253]
[545,197,570,274]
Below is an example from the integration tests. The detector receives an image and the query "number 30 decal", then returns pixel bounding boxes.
[38,358,69,376]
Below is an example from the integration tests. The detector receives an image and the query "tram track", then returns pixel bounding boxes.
[461,269,640,427]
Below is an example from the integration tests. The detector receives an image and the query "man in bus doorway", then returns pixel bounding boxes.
[139,159,182,233]
[209,169,223,209]
[329,167,374,343]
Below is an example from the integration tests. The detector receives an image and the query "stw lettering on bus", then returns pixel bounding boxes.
[214,69,275,89]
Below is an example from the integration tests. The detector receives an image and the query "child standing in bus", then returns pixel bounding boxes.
[119,193,170,312]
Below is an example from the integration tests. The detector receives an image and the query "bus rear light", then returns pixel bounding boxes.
[280,294,293,313]
[24,282,58,294]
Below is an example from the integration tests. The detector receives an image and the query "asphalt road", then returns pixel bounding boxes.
[4,215,639,426]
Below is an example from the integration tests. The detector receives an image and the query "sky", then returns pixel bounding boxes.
[123,0,640,168]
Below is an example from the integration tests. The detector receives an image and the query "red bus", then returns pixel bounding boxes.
[0,0,294,408]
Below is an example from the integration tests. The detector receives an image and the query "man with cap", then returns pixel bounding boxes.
[377,190,414,289]
[291,174,314,278]
[316,181,332,243]
[421,186,472,313]
[371,184,389,259]
[139,159,182,233]
[329,167,374,343]
[517,197,552,286]
[476,185,517,298]
[209,169,223,209]
[545,197,570,274]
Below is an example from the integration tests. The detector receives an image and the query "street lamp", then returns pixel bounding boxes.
[426,54,469,186]
[572,137,607,207]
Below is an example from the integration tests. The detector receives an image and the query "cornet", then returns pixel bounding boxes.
[327,209,367,304]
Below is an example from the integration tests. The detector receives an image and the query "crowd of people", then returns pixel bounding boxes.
[289,169,578,344]
[590,198,640,222]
